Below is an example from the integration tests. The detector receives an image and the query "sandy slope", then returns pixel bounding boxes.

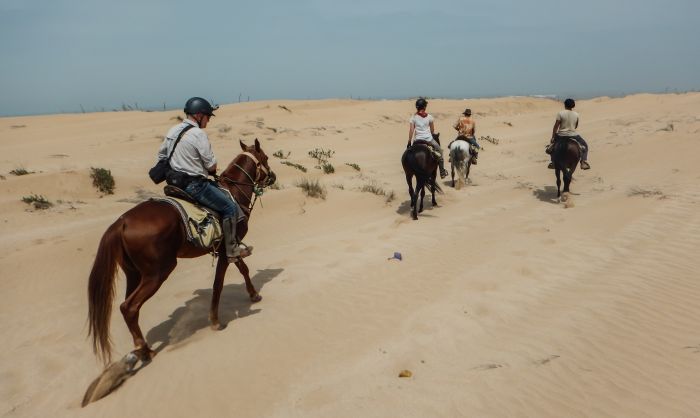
[1,93,700,417]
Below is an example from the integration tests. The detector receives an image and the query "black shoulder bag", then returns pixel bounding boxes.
[148,124,194,184]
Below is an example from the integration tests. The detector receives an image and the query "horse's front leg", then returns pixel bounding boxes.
[233,258,262,303]
[209,252,229,330]
[465,161,471,184]
[431,170,438,206]
[450,160,456,188]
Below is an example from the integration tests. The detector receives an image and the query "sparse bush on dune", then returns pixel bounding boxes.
[217,124,232,134]
[345,162,361,171]
[22,194,52,209]
[360,181,395,202]
[90,167,115,195]
[308,148,335,165]
[10,167,34,176]
[321,162,335,174]
[296,178,327,199]
[479,135,500,145]
[281,161,307,172]
[273,150,291,159]
[628,187,666,199]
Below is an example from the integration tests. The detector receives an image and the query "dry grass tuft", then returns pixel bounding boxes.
[296,178,327,199]
[22,194,52,209]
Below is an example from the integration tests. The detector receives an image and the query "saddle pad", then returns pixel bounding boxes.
[150,197,223,250]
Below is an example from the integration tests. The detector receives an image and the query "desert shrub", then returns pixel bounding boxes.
[281,161,307,172]
[90,167,115,195]
[628,187,666,199]
[345,162,361,171]
[361,181,395,202]
[22,194,52,209]
[479,135,500,145]
[10,167,34,176]
[218,124,232,133]
[308,148,335,165]
[296,178,327,199]
[273,150,291,159]
[321,162,335,174]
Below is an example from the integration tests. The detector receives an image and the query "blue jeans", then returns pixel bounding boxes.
[185,179,239,220]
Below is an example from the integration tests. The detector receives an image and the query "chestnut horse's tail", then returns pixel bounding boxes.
[87,218,125,364]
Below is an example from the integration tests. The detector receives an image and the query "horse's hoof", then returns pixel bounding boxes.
[210,322,223,331]
[250,293,262,303]
[133,346,156,363]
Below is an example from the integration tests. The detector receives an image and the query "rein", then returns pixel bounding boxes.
[218,152,269,215]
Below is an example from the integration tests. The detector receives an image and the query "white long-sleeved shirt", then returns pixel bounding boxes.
[157,119,217,178]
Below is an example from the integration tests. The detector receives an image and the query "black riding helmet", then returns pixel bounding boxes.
[415,98,428,110]
[184,97,219,116]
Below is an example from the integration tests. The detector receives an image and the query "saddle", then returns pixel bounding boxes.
[546,136,586,155]
[412,142,441,161]
[152,186,224,250]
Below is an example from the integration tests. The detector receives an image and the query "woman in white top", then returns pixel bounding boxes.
[407,98,448,178]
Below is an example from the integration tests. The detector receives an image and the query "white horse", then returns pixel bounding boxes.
[448,140,476,189]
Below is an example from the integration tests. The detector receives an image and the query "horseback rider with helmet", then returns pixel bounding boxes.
[407,98,448,178]
[157,97,252,261]
[547,98,591,170]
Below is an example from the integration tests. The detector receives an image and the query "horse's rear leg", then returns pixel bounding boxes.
[431,171,438,206]
[418,181,426,214]
[451,161,456,188]
[121,256,141,299]
[563,168,572,194]
[119,261,176,361]
[555,169,562,197]
[406,174,416,208]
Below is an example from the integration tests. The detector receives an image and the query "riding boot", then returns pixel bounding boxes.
[438,157,448,179]
[222,217,253,262]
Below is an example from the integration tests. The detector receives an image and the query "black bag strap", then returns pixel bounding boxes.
[166,124,195,162]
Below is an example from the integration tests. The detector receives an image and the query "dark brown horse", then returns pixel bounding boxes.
[88,139,276,364]
[552,137,581,198]
[401,133,443,220]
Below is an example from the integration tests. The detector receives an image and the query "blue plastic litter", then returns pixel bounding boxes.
[388,252,402,261]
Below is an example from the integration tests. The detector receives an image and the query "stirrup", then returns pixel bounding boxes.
[580,161,591,170]
[228,243,254,262]
[548,162,555,169]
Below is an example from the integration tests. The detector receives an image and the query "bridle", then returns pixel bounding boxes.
[218,151,272,215]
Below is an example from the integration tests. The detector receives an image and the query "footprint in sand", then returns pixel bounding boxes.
[472,363,504,371]
[534,355,560,366]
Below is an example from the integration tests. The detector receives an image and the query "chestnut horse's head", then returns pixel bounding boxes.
[238,138,277,187]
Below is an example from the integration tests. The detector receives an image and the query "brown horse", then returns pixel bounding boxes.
[401,133,443,220]
[552,137,581,198]
[88,139,276,364]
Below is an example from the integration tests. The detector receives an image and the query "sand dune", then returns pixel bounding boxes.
[1,93,700,417]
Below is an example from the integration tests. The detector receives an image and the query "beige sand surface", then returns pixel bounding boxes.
[1,93,700,417]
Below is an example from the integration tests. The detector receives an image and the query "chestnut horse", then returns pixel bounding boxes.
[401,133,443,220]
[88,139,276,364]
[552,137,581,198]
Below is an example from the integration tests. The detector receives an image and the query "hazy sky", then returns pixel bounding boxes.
[1,0,699,116]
